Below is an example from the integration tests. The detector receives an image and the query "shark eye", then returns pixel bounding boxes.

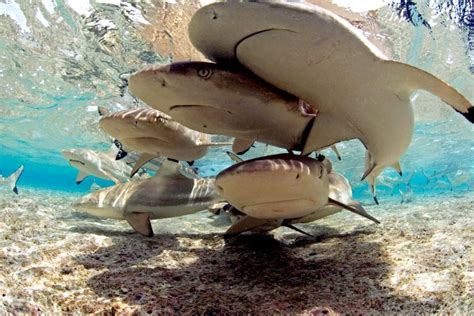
[197,67,212,79]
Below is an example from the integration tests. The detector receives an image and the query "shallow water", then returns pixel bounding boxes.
[0,0,473,313]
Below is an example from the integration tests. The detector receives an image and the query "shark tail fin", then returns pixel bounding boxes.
[327,197,380,224]
[7,165,24,194]
[387,60,474,123]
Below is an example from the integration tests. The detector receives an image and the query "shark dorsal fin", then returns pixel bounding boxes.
[154,160,186,179]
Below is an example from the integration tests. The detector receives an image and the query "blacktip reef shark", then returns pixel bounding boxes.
[188,1,474,203]
[62,147,139,184]
[128,62,341,157]
[218,153,376,235]
[215,154,379,233]
[73,160,222,237]
[0,165,24,194]
[99,107,231,177]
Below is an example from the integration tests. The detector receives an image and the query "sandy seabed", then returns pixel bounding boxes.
[0,188,472,314]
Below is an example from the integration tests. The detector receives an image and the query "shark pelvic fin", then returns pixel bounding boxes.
[327,198,380,224]
[391,161,403,176]
[330,145,341,160]
[124,212,153,237]
[131,153,156,178]
[232,138,255,155]
[76,171,88,185]
[226,151,244,163]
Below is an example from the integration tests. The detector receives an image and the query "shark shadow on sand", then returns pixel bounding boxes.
[73,228,442,314]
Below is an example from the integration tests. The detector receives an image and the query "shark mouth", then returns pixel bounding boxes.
[69,159,86,166]
[169,104,234,115]
[234,28,296,59]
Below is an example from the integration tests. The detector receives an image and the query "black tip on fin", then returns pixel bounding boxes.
[13,187,18,194]
[236,147,251,155]
[115,149,128,160]
[283,223,316,238]
[373,196,379,205]
[457,107,474,123]
[76,181,83,185]
[399,171,403,176]
[187,161,195,166]
[167,158,179,163]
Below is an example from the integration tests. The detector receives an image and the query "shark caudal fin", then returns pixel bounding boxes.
[5,165,24,194]
[327,197,380,224]
[386,60,474,123]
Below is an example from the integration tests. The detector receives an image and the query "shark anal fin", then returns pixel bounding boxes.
[327,198,380,224]
[131,153,156,178]
[232,139,255,155]
[124,212,153,237]
[76,171,88,185]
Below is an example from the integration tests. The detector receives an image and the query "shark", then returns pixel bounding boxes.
[0,165,24,194]
[215,154,379,230]
[188,1,473,203]
[128,62,318,155]
[217,153,376,235]
[72,160,222,236]
[99,107,231,176]
[62,147,139,184]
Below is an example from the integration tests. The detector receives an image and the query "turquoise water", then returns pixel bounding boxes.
[0,0,472,201]
[0,0,473,313]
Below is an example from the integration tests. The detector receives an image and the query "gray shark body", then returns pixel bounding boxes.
[73,160,221,236]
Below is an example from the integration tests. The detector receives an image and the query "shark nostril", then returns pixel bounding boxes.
[161,79,166,87]
[212,10,217,20]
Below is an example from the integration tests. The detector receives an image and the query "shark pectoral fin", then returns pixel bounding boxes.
[327,198,380,224]
[225,216,275,235]
[386,60,473,123]
[226,151,244,163]
[330,145,341,160]
[124,212,153,237]
[232,138,255,155]
[302,114,357,155]
[282,223,315,238]
[131,153,156,178]
[76,171,88,185]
